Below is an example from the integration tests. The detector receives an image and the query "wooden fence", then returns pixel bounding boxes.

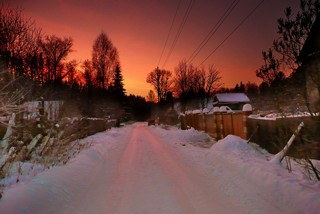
[180,107,252,140]
[247,115,320,158]
[181,108,320,159]
[23,100,64,121]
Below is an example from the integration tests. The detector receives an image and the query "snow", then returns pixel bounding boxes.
[0,123,319,213]
[202,108,210,114]
[207,135,320,213]
[249,112,313,120]
[215,93,250,103]
[192,109,202,114]
[242,103,253,112]
[219,105,234,112]
[179,113,185,117]
[2,162,46,187]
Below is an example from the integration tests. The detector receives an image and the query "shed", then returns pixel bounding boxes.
[212,93,250,110]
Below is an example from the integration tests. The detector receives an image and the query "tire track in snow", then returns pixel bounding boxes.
[141,125,244,214]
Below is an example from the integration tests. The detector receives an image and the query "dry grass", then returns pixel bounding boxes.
[0,115,116,193]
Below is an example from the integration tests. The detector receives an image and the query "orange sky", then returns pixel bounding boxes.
[5,0,299,97]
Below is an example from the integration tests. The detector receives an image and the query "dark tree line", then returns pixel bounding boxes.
[0,5,125,91]
[146,60,221,111]
[0,5,77,88]
[0,5,150,121]
[0,5,124,94]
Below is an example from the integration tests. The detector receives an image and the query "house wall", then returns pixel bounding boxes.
[305,58,320,113]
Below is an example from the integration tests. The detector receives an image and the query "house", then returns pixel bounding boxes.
[212,93,250,110]
[297,13,320,113]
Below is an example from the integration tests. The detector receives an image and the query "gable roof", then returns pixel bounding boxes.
[214,93,250,103]
[298,13,320,63]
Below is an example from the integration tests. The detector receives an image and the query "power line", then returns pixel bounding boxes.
[199,0,265,67]
[157,0,182,67]
[187,0,240,64]
[162,0,194,68]
[162,0,195,68]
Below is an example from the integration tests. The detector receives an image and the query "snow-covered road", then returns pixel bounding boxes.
[0,123,319,213]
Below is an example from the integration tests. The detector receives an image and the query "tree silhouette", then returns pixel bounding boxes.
[0,5,41,78]
[40,35,73,85]
[92,32,119,91]
[110,64,126,100]
[257,0,320,84]
[256,49,282,86]
[274,1,320,70]
[146,67,172,103]
[146,90,157,103]
[173,61,221,109]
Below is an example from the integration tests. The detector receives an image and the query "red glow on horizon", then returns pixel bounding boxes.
[6,0,299,97]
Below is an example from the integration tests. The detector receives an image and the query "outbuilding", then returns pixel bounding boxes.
[212,93,250,110]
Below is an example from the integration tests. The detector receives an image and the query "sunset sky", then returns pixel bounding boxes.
[5,0,300,97]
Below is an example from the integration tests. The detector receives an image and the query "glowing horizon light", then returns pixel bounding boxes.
[5,0,300,97]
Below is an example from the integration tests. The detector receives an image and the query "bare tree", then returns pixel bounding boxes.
[146,90,157,103]
[65,60,78,86]
[81,60,95,115]
[82,60,94,92]
[0,5,42,78]
[199,65,222,106]
[39,35,73,85]
[173,60,222,109]
[92,32,119,91]
[146,67,172,103]
[173,60,196,99]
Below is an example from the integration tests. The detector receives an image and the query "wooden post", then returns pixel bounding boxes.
[213,113,219,139]
[186,111,191,128]
[242,104,253,140]
[198,113,206,131]
[205,113,214,137]
[192,110,201,130]
[223,113,233,136]
[217,112,223,140]
[180,114,187,130]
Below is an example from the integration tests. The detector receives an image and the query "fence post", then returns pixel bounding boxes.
[202,108,210,132]
[198,111,206,131]
[180,113,187,130]
[242,104,253,140]
[185,111,191,128]
[205,112,210,134]
[218,112,224,139]
[192,110,201,130]
[217,106,227,139]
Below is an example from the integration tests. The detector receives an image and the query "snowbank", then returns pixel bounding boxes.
[1,124,319,213]
[249,112,315,120]
[0,125,128,191]
[207,135,320,213]
[151,125,213,147]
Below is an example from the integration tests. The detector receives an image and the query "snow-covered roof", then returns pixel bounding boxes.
[214,93,250,103]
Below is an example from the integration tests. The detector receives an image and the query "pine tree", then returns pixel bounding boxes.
[110,64,126,100]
